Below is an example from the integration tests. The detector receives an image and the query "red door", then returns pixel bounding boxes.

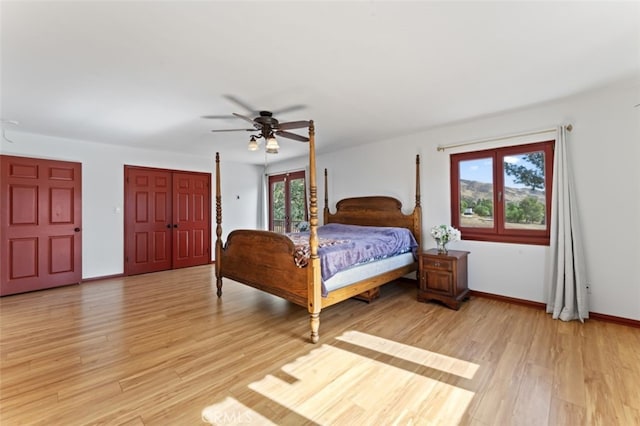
[124,167,210,275]
[0,155,82,296]
[124,167,173,275]
[172,173,211,269]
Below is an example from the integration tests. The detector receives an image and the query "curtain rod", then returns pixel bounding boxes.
[436,124,573,152]
[263,165,306,175]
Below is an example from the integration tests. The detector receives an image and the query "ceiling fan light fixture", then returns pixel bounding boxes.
[248,135,259,151]
[265,134,279,153]
[265,146,279,154]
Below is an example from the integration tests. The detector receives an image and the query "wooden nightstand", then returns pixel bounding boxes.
[417,249,470,310]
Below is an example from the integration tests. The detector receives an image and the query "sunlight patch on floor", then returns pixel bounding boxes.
[336,330,480,380]
[201,397,277,425]
[203,331,477,425]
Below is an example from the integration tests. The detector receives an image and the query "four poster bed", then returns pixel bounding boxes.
[214,121,422,343]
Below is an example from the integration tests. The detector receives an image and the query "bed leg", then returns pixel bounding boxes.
[310,312,320,343]
[216,278,223,297]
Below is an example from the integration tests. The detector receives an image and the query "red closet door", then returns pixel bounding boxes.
[124,167,172,275]
[0,155,82,296]
[124,167,210,275]
[172,173,211,269]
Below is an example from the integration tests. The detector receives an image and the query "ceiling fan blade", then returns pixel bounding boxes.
[224,95,257,114]
[201,114,236,119]
[210,128,255,133]
[278,120,310,130]
[272,104,306,115]
[232,112,257,125]
[275,130,309,142]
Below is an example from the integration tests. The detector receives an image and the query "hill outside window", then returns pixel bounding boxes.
[450,140,555,245]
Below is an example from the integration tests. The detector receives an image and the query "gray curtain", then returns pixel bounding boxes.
[544,125,589,321]
[258,167,268,230]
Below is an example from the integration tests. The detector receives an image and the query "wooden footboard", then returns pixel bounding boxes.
[219,230,308,307]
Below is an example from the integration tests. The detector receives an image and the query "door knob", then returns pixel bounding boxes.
[74,227,81,232]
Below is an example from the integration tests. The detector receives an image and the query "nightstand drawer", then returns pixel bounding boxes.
[423,257,453,271]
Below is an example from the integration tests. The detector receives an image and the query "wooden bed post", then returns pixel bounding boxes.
[215,152,223,297]
[414,154,422,250]
[307,120,322,343]
[323,168,329,225]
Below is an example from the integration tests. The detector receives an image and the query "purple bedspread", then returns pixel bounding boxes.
[287,223,418,295]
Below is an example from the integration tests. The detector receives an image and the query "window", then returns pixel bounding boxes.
[450,140,554,245]
[268,171,308,233]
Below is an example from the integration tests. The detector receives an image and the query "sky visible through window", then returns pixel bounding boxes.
[460,156,534,189]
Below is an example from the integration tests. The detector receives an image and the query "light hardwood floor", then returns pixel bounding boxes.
[1,265,639,425]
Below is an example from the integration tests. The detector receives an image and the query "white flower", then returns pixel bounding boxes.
[430,224,461,243]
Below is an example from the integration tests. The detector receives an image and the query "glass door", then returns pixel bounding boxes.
[268,170,307,233]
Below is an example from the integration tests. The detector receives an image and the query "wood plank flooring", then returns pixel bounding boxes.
[1,265,639,425]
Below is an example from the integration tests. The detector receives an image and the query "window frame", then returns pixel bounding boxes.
[450,140,555,246]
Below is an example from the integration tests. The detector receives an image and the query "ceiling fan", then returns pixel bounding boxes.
[204,95,309,153]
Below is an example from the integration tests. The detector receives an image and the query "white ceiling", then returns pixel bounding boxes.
[1,1,639,164]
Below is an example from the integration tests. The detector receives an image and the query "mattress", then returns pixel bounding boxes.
[323,251,415,293]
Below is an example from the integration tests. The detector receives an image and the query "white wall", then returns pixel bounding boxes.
[271,77,640,320]
[2,78,637,320]
[0,134,262,279]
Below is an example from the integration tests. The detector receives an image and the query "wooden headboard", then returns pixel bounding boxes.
[322,155,422,249]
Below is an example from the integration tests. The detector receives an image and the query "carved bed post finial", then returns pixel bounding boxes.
[215,152,223,297]
[309,121,317,257]
[307,120,321,343]
[415,154,421,208]
[324,168,329,225]
[415,154,422,250]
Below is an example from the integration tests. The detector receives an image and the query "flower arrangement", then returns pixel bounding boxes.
[430,224,461,253]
